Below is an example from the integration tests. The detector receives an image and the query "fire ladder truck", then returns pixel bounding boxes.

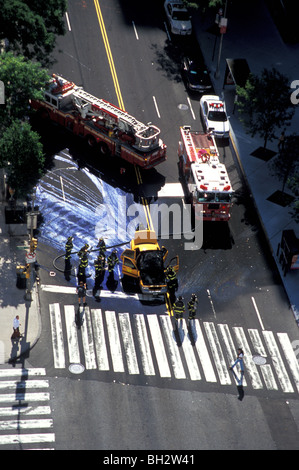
[178,125,233,221]
[30,74,167,169]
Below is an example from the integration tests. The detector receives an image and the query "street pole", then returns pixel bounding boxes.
[24,188,37,301]
[214,0,228,79]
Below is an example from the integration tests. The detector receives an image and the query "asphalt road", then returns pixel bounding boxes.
[18,0,299,451]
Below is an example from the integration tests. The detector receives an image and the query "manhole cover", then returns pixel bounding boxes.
[69,363,85,374]
[252,354,267,365]
[178,104,188,110]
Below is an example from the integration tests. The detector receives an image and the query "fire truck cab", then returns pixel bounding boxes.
[121,229,179,300]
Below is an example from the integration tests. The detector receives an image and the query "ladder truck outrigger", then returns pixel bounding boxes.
[178,125,233,221]
[30,74,167,169]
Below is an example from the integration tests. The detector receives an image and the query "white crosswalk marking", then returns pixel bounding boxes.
[0,368,55,449]
[48,304,299,394]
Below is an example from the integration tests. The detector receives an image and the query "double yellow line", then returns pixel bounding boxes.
[93,0,153,231]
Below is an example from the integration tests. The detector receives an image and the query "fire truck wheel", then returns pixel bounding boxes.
[98,142,109,155]
[86,135,96,147]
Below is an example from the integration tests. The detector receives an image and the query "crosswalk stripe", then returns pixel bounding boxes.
[0,380,49,390]
[64,305,81,364]
[180,320,201,381]
[91,309,109,371]
[0,419,53,431]
[148,315,171,378]
[105,311,124,373]
[160,315,186,379]
[233,327,263,389]
[0,392,50,403]
[248,329,278,391]
[134,314,155,376]
[0,406,51,417]
[49,303,65,369]
[263,331,294,393]
[0,433,55,445]
[203,322,231,385]
[218,324,247,386]
[277,333,299,394]
[192,321,217,383]
[0,369,46,379]
[119,313,140,375]
[81,308,97,369]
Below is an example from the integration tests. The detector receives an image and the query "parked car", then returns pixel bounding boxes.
[199,95,230,138]
[182,56,213,93]
[164,0,192,35]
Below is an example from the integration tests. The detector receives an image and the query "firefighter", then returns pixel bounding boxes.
[107,249,119,275]
[65,236,73,261]
[166,266,178,298]
[187,293,198,321]
[78,243,89,260]
[173,296,185,323]
[97,237,106,256]
[78,251,88,282]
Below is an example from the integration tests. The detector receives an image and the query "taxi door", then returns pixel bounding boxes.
[121,249,139,278]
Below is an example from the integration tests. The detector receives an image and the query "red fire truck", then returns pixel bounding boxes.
[30,74,167,169]
[178,125,233,221]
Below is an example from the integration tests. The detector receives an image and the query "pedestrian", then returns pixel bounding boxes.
[229,348,244,381]
[11,315,22,340]
[77,281,87,307]
[107,249,119,275]
[173,295,185,323]
[278,131,285,152]
[65,236,73,261]
[187,293,198,321]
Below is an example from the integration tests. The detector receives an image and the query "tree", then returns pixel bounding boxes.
[288,173,299,223]
[270,134,299,192]
[0,120,45,199]
[0,0,67,66]
[236,68,295,149]
[0,52,49,129]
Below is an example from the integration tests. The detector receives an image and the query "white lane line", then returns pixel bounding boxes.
[81,308,97,370]
[192,320,217,383]
[251,296,265,330]
[153,96,161,118]
[134,314,155,376]
[187,97,196,120]
[119,313,139,375]
[0,433,55,445]
[277,332,299,393]
[207,289,217,319]
[148,315,171,378]
[180,320,201,381]
[65,12,71,31]
[160,315,186,379]
[105,311,124,373]
[248,329,278,391]
[233,327,263,389]
[91,309,109,371]
[132,21,139,40]
[164,22,171,40]
[203,322,231,385]
[64,305,81,365]
[49,303,65,369]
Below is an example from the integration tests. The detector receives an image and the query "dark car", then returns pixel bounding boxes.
[182,57,212,93]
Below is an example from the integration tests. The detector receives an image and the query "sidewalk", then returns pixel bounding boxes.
[0,202,41,364]
[193,0,299,325]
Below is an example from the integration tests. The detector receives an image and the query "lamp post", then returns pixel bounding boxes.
[214,0,228,79]
[24,187,37,301]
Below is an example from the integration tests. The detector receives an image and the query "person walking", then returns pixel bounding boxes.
[187,293,198,321]
[11,315,22,340]
[229,348,244,380]
[76,281,87,307]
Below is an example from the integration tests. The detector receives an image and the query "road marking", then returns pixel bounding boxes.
[0,433,55,446]
[41,284,140,301]
[64,305,81,364]
[65,12,71,31]
[203,322,231,385]
[160,315,186,379]
[134,314,155,376]
[233,327,263,389]
[192,320,217,383]
[180,320,201,380]
[251,296,265,330]
[119,312,139,375]
[148,315,171,378]
[81,308,97,369]
[49,303,65,369]
[248,329,278,391]
[153,96,161,118]
[132,21,139,40]
[187,97,196,120]
[218,323,247,386]
[263,330,294,393]
[0,406,51,417]
[0,380,49,390]
[0,368,46,378]
[91,309,109,371]
[0,419,53,431]
[0,392,50,403]
[207,289,217,319]
[278,333,299,393]
[105,311,124,373]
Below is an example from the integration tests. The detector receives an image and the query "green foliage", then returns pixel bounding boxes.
[236,68,295,148]
[0,120,45,198]
[0,0,67,65]
[0,52,49,129]
[287,173,299,223]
